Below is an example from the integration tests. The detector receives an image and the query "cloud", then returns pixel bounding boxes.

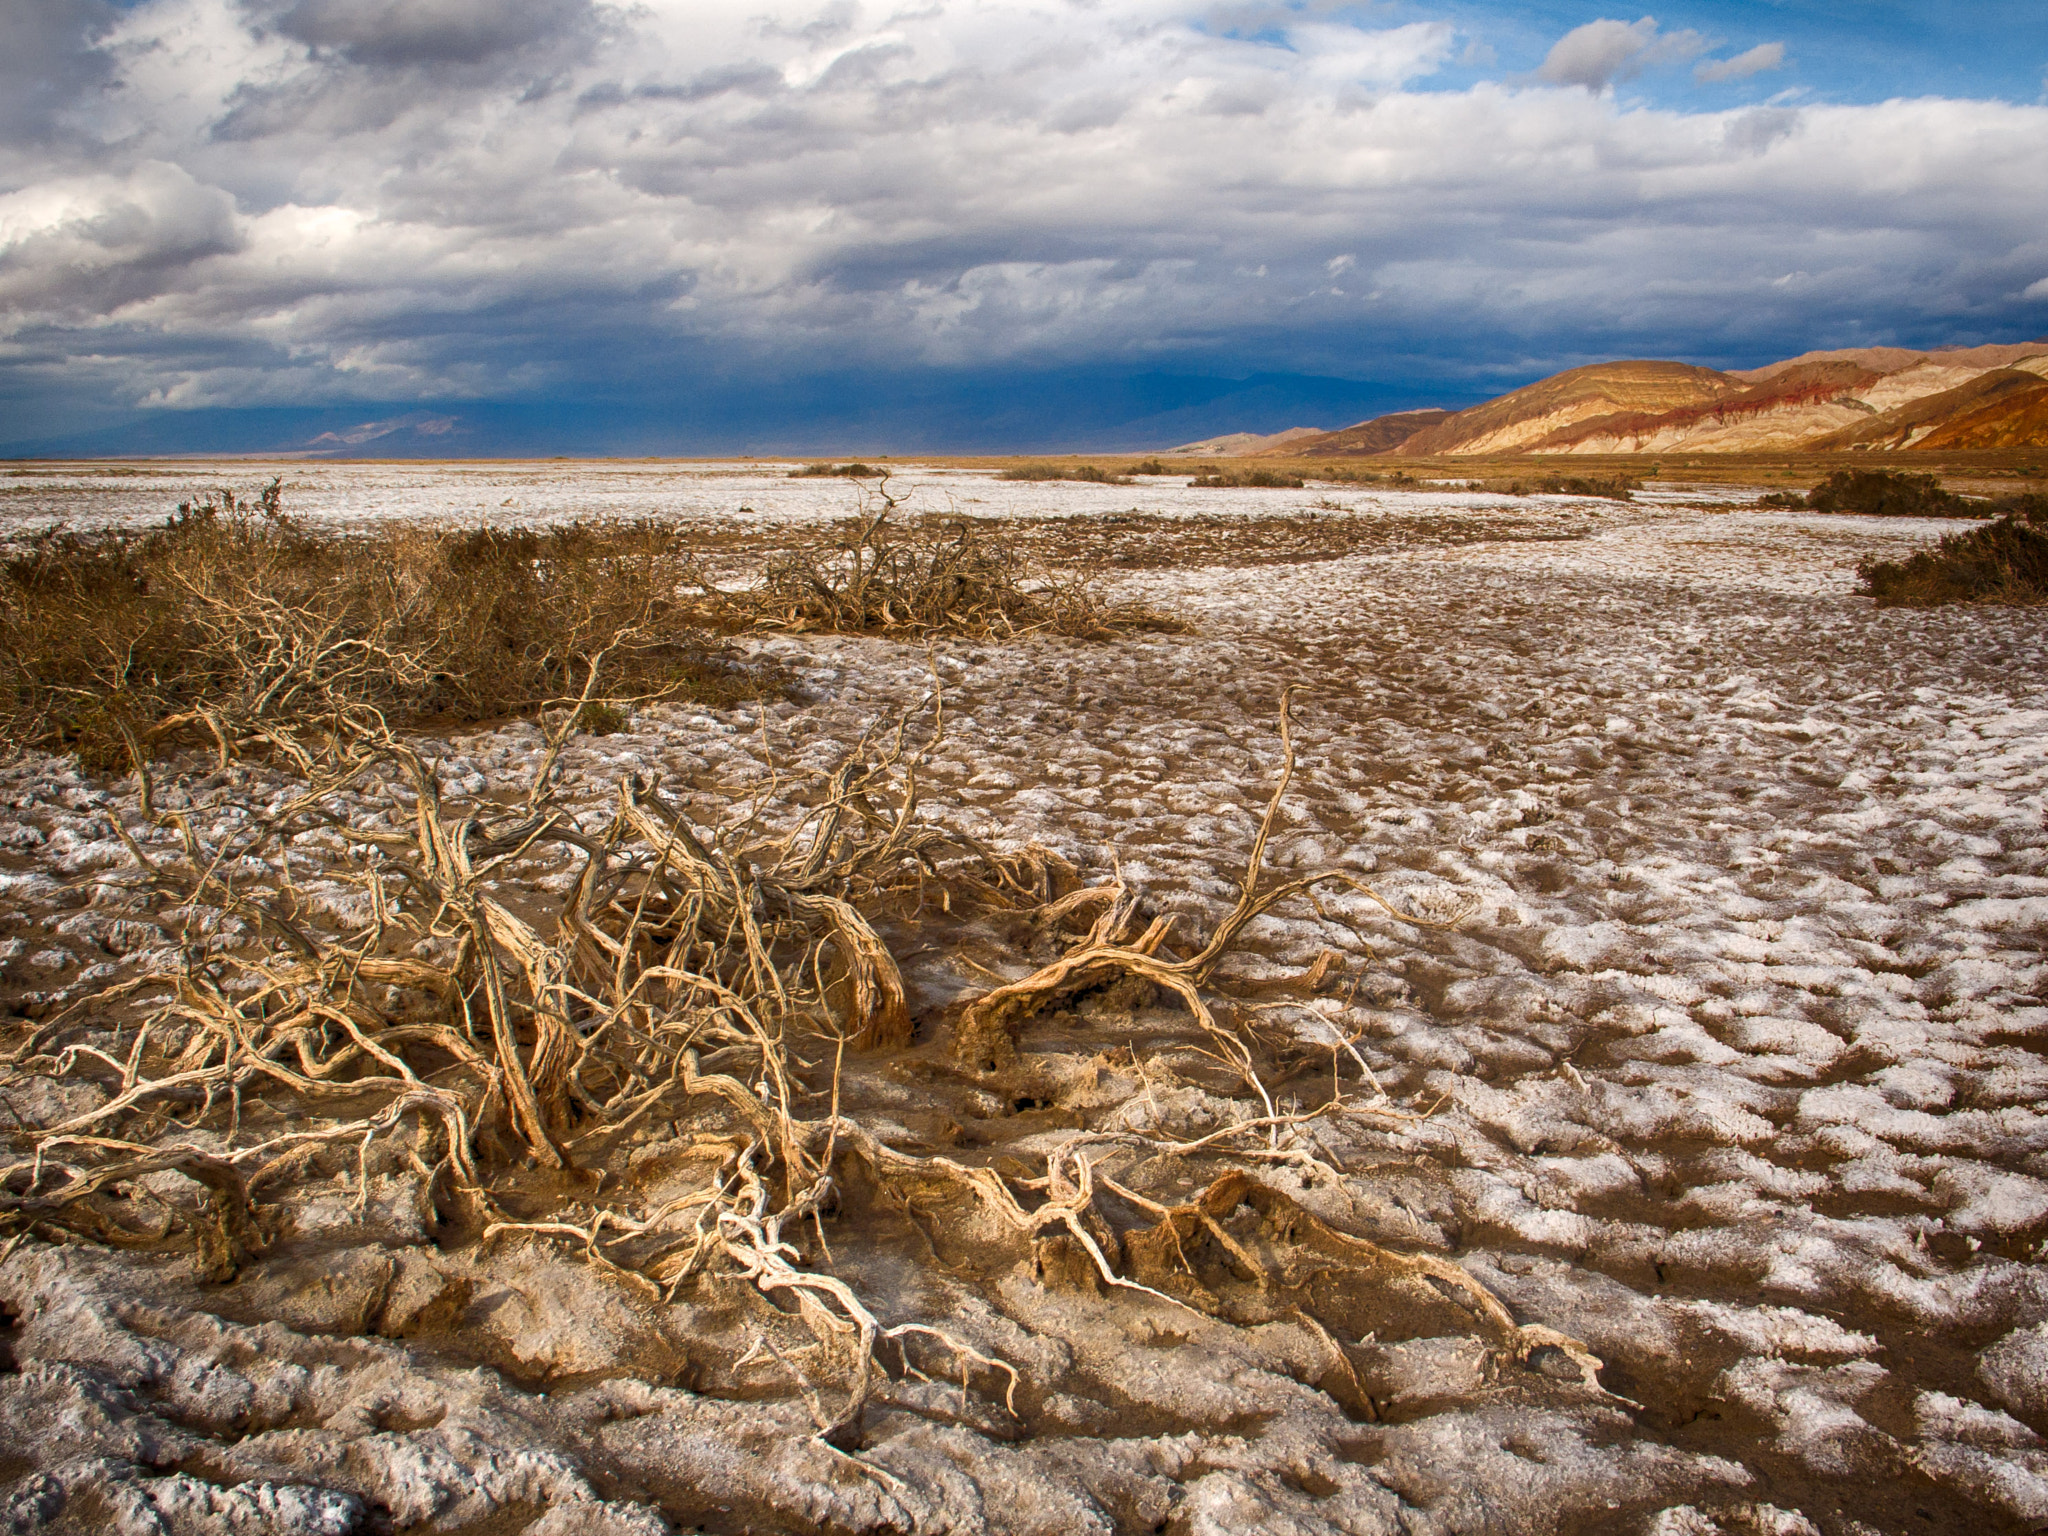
[1723,106,1801,155]
[1696,43,1786,85]
[2025,277,2048,300]
[1535,16,1704,93]
[253,0,605,68]
[0,0,118,141]
[1,0,2045,434]
[0,162,243,319]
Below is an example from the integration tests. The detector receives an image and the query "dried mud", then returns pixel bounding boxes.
[1,472,2043,1536]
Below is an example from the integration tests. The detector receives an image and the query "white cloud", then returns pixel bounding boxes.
[1534,16,1705,93]
[1696,42,1787,85]
[2025,276,2048,300]
[0,0,2045,416]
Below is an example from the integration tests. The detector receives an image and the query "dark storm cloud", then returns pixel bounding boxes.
[254,0,605,68]
[0,0,118,141]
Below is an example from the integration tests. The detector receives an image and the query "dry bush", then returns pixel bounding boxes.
[1789,468,1970,517]
[998,464,1132,484]
[1511,474,1638,501]
[0,692,1606,1448]
[705,480,1188,640]
[1188,468,1306,489]
[0,693,1043,1439]
[788,462,884,479]
[1857,499,2048,606]
[0,485,766,769]
[1454,474,1637,500]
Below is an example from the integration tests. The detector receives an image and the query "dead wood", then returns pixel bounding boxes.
[699,477,1188,640]
[0,677,1608,1449]
[953,686,1474,1075]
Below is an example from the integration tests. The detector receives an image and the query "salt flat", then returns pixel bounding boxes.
[0,466,2040,1536]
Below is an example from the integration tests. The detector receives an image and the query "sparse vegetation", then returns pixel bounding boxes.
[1857,496,2048,606]
[789,462,883,479]
[999,463,1132,484]
[1455,474,1638,501]
[706,480,1187,639]
[0,483,760,770]
[1524,474,1638,501]
[1188,468,1306,488]
[2,478,1205,772]
[1767,468,1971,517]
[1313,467,1420,487]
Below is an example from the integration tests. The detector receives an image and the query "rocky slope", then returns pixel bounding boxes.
[1270,343,2048,458]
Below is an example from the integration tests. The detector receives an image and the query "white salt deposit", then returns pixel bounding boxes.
[0,463,2041,1534]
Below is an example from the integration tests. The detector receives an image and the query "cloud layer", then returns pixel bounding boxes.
[2,1,2046,443]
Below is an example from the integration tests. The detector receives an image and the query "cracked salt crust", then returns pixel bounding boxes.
[0,468,2044,1533]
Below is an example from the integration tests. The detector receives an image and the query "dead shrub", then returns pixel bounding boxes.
[1188,469,1306,489]
[1530,474,1637,501]
[999,463,1132,484]
[705,480,1188,640]
[1313,468,1418,487]
[1857,500,2048,606]
[0,691,1605,1447]
[0,483,767,766]
[788,462,884,479]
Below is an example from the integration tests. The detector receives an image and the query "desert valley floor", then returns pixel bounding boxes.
[1,463,2045,1536]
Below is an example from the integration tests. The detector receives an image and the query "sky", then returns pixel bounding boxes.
[3,0,2047,454]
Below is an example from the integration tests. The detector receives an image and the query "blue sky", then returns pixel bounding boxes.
[3,1,2046,455]
[1380,2,2048,105]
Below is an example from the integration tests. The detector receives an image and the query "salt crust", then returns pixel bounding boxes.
[1,469,2044,1532]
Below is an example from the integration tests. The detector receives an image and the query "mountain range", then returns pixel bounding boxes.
[1180,342,2048,458]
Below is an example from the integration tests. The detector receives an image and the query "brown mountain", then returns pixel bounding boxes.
[1275,408,1452,457]
[1516,360,1885,455]
[1733,340,2048,384]
[1917,375,2048,450]
[1391,361,1737,457]
[1208,341,2048,459]
[1806,368,2048,451]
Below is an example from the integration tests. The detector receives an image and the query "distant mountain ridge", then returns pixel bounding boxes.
[1164,426,1329,456]
[1252,342,2048,458]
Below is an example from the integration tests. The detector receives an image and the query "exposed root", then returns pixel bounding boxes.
[0,683,1609,1447]
[954,685,1475,1075]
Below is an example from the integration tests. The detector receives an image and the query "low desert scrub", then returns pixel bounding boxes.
[1188,468,1306,489]
[0,484,762,770]
[1763,468,1970,516]
[705,480,1188,640]
[998,463,1131,484]
[1857,498,2048,606]
[788,462,884,479]
[1315,468,1417,486]
[1458,475,1637,500]
[1499,474,1638,501]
